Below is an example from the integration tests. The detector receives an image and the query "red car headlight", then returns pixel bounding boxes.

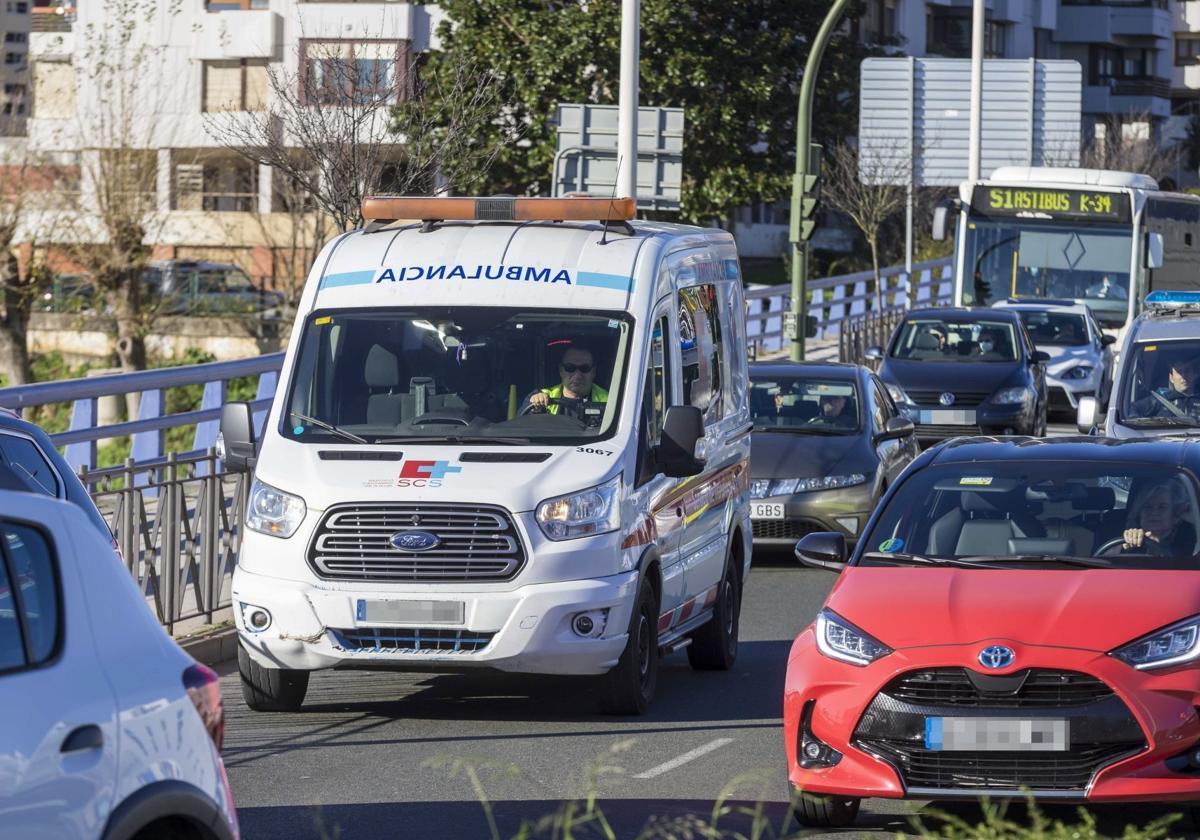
[815,609,892,667]
[1111,614,1200,671]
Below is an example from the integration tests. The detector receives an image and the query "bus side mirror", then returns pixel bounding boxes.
[1145,232,1164,269]
[931,205,949,242]
[218,402,257,472]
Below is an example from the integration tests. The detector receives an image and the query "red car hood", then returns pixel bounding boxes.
[826,567,1200,651]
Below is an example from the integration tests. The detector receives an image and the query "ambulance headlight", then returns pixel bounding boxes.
[536,474,622,541]
[246,479,307,539]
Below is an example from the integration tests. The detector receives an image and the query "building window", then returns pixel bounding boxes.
[1091,45,1155,82]
[1177,38,1200,67]
[202,60,268,112]
[300,40,405,106]
[6,1,30,10]
[1034,28,1055,60]
[4,53,23,66]
[4,33,28,43]
[863,0,898,44]
[927,10,1006,58]
[205,1,269,10]
[176,156,259,212]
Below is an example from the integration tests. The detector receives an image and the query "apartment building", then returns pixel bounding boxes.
[862,0,1179,138]
[0,0,30,135]
[17,0,437,286]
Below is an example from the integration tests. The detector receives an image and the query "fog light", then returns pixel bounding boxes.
[798,700,843,769]
[835,517,859,535]
[240,602,272,633]
[571,609,608,638]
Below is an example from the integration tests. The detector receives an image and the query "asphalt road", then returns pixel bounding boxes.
[218,546,1194,840]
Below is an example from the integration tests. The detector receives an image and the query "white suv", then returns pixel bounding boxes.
[0,491,238,840]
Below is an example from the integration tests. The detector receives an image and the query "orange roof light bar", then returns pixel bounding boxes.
[361,196,637,223]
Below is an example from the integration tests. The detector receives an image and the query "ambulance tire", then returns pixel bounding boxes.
[687,551,740,671]
[239,644,309,712]
[792,792,860,828]
[598,577,659,716]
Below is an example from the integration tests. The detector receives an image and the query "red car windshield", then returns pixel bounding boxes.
[862,461,1200,568]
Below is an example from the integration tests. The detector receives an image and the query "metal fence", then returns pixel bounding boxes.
[81,451,250,634]
[838,309,912,368]
[744,256,953,357]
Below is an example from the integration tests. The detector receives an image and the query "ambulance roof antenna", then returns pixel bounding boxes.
[601,155,634,245]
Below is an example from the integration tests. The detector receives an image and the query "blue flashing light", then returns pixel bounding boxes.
[1146,290,1200,309]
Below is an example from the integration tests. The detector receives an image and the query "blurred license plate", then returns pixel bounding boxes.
[925,717,1069,752]
[356,599,464,625]
[918,409,977,425]
[751,502,785,520]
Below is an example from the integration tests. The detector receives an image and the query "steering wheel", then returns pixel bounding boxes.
[411,414,471,426]
[1095,535,1172,557]
[519,397,560,416]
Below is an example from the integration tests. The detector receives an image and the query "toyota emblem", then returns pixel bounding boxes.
[978,645,1015,669]
[939,392,956,407]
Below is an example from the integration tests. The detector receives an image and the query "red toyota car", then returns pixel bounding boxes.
[785,436,1200,828]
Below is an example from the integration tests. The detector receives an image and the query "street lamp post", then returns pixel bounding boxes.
[789,0,851,361]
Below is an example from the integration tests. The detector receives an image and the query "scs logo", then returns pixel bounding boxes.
[397,459,463,488]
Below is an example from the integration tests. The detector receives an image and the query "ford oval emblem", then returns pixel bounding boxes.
[978,645,1015,670]
[390,530,440,552]
[939,392,956,407]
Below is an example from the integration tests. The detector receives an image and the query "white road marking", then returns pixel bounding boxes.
[633,737,735,779]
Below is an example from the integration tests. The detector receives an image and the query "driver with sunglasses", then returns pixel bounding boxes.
[525,344,609,423]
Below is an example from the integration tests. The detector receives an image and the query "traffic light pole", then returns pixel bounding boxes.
[789,0,850,361]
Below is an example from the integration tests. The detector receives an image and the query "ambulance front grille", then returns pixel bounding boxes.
[307,503,526,581]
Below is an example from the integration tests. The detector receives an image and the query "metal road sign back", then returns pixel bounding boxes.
[553,103,684,211]
[858,58,1082,187]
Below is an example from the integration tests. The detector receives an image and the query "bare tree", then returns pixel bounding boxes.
[248,162,331,308]
[0,137,37,385]
[1081,113,1183,184]
[205,41,510,232]
[49,0,185,373]
[821,143,911,312]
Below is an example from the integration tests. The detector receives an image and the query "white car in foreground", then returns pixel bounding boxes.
[0,490,238,840]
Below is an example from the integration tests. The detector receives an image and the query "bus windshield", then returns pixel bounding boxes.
[961,217,1133,329]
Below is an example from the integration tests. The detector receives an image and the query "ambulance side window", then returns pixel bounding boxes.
[637,316,672,486]
[679,284,724,426]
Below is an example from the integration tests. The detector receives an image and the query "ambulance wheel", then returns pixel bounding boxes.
[687,552,740,671]
[239,644,309,712]
[792,792,860,828]
[598,577,658,715]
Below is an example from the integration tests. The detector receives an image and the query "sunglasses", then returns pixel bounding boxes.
[560,363,593,374]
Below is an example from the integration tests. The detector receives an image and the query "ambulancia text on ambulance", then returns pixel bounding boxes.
[218,196,753,715]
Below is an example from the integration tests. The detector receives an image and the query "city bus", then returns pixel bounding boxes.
[935,166,1200,338]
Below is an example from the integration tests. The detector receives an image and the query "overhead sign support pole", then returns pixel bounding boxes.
[968,0,985,182]
[617,0,640,203]
[790,0,850,361]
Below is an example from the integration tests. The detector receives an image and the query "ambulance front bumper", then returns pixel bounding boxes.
[232,565,638,676]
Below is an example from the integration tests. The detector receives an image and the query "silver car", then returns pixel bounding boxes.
[1078,291,1200,438]
[992,299,1115,418]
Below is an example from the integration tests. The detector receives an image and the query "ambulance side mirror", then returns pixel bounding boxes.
[657,405,705,478]
[218,402,257,472]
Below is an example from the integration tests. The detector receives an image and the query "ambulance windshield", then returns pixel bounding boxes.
[282,308,633,443]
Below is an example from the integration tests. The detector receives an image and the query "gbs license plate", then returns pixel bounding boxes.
[751,502,785,520]
[925,717,1069,751]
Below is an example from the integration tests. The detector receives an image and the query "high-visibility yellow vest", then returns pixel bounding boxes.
[540,383,609,415]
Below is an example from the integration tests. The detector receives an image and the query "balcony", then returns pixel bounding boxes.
[1083,80,1171,115]
[31,6,75,33]
[195,10,281,61]
[1057,3,1171,41]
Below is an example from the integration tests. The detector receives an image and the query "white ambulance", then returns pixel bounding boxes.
[219,196,753,715]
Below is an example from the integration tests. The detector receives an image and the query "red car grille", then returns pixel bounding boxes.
[887,668,1113,708]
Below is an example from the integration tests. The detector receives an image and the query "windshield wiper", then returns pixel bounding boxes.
[958,554,1113,569]
[753,425,853,436]
[860,552,994,568]
[374,434,531,445]
[290,411,368,445]
[1123,416,1200,429]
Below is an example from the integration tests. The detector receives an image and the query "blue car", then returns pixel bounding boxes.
[867,308,1050,443]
